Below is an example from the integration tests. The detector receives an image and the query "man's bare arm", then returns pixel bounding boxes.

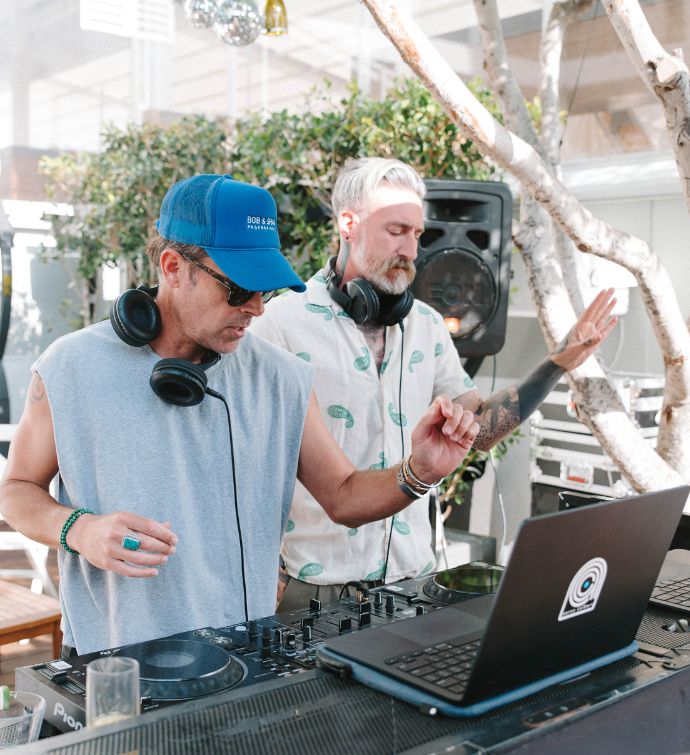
[0,372,176,577]
[454,289,618,452]
[298,392,479,528]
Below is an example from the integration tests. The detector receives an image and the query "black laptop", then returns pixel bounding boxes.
[318,485,689,717]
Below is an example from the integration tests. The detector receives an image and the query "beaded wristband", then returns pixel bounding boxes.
[59,508,93,555]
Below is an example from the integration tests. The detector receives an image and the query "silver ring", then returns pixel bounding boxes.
[121,533,141,551]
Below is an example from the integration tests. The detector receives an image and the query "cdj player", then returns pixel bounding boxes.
[16,562,503,734]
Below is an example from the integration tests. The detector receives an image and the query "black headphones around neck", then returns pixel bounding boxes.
[109,285,219,407]
[325,256,414,326]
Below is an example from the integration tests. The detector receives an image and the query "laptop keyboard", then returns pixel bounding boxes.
[384,638,481,697]
[651,577,690,612]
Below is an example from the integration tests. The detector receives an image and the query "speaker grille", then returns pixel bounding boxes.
[418,227,445,249]
[44,662,646,754]
[637,606,690,649]
[414,248,497,338]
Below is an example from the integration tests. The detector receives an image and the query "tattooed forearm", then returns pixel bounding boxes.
[28,374,45,405]
[472,358,565,451]
[474,386,520,451]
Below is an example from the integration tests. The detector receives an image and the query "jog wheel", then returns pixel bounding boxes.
[422,561,504,604]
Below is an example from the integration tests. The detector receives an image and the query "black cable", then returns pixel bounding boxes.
[382,321,406,583]
[207,388,249,623]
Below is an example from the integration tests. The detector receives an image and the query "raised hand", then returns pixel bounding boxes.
[552,288,618,371]
[408,394,479,484]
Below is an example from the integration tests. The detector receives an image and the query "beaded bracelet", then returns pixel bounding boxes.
[59,508,93,555]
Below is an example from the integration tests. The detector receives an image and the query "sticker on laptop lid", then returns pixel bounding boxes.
[558,557,608,621]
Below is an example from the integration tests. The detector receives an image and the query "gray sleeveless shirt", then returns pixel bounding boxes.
[34,321,313,653]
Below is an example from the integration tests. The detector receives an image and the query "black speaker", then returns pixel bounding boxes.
[413,179,513,357]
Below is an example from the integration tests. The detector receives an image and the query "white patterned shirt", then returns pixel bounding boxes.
[251,268,475,584]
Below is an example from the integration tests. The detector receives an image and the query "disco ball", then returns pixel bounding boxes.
[213,0,263,46]
[183,0,216,28]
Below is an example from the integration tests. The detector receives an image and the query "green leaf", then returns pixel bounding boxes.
[296,352,312,362]
[364,561,385,581]
[434,342,443,357]
[392,516,411,535]
[305,303,333,320]
[298,562,323,579]
[286,519,295,532]
[408,350,424,372]
[354,347,371,371]
[387,402,407,427]
[327,404,355,428]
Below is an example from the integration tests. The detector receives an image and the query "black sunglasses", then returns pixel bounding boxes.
[178,251,277,307]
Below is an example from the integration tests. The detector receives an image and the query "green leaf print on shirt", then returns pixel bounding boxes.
[464,375,476,389]
[354,347,371,372]
[369,452,389,470]
[327,405,355,428]
[285,519,295,532]
[337,310,351,319]
[313,273,327,283]
[364,560,386,581]
[298,562,323,579]
[305,303,333,321]
[392,515,411,535]
[296,352,311,362]
[408,350,424,372]
[348,528,358,536]
[434,342,443,357]
[380,351,391,374]
[417,304,438,324]
[418,561,435,576]
[387,402,407,427]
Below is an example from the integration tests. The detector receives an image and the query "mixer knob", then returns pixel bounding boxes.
[339,617,352,633]
[385,594,395,615]
[302,625,313,642]
[309,598,321,612]
[373,591,383,609]
[285,632,297,650]
[301,617,314,629]
[416,605,425,616]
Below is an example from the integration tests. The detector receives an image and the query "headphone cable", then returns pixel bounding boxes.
[207,388,249,623]
[382,321,406,584]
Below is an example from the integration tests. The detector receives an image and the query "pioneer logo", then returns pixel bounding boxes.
[54,701,84,731]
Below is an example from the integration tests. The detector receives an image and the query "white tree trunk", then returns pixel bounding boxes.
[362,0,689,487]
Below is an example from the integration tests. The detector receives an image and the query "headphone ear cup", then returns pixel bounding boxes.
[150,359,208,407]
[378,289,415,327]
[110,288,161,347]
[344,279,380,324]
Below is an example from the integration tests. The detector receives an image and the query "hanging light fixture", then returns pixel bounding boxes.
[175,0,288,46]
[213,0,264,46]
[183,0,216,28]
[264,0,287,36]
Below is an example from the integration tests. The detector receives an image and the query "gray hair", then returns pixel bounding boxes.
[331,157,426,218]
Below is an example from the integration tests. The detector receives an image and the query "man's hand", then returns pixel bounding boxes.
[409,395,480,483]
[68,511,178,578]
[552,288,618,371]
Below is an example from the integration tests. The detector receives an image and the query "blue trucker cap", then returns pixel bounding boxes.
[156,174,305,293]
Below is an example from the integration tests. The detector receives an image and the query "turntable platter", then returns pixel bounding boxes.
[422,562,503,604]
[114,639,247,701]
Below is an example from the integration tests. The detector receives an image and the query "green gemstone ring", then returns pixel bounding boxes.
[122,534,141,551]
